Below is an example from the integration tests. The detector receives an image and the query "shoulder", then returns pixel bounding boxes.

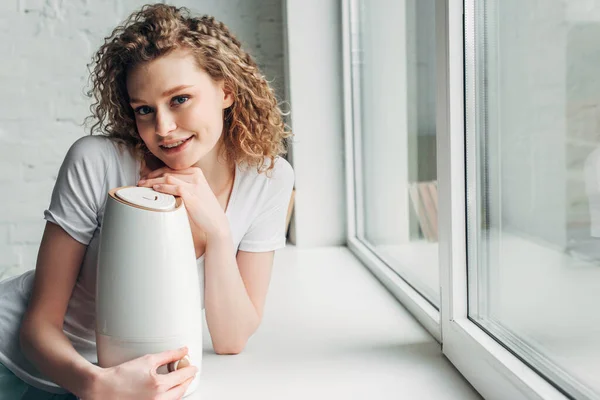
[239,157,294,191]
[234,157,294,211]
[263,156,294,184]
[64,134,120,164]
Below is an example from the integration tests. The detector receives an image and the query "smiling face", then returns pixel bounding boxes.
[126,48,234,170]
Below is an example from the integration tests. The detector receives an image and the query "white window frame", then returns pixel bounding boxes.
[341,0,586,397]
[341,0,442,343]
[437,0,573,398]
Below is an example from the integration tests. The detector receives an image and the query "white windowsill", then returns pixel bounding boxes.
[188,246,480,400]
[376,240,440,306]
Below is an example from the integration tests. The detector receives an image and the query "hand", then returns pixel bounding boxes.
[88,347,197,400]
[138,166,230,238]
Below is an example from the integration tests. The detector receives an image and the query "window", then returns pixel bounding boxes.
[466,0,600,397]
[344,0,599,397]
[344,0,441,326]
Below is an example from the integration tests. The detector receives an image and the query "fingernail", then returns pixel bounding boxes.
[138,179,146,184]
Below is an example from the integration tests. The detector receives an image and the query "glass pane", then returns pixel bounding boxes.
[352,0,439,307]
[467,0,600,397]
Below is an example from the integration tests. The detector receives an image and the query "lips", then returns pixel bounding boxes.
[160,136,192,149]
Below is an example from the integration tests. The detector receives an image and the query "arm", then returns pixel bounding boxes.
[19,222,101,397]
[138,160,292,355]
[204,227,274,355]
[20,222,198,400]
[19,136,196,399]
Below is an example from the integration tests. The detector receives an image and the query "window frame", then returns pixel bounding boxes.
[437,0,573,398]
[341,0,583,398]
[341,0,442,343]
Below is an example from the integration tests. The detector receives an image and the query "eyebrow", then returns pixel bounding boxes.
[129,85,195,104]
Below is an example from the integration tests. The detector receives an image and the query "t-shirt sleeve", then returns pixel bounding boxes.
[43,136,110,245]
[238,158,295,252]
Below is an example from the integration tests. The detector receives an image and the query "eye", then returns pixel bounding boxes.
[172,95,189,105]
[134,106,153,116]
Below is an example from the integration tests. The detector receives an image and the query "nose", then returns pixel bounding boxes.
[155,109,177,137]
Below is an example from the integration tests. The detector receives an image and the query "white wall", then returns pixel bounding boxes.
[359,0,412,245]
[283,0,347,247]
[0,0,285,280]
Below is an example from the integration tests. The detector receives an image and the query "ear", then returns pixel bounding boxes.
[221,83,234,109]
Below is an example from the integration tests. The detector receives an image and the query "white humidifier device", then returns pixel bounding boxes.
[96,186,203,397]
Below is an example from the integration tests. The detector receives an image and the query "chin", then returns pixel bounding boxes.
[164,159,195,171]
[166,152,208,171]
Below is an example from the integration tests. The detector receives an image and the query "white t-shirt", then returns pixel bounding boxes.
[0,135,294,393]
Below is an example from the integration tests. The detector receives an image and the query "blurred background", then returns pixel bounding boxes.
[2,0,600,399]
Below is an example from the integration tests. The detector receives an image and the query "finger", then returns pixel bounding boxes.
[151,346,189,367]
[152,183,187,197]
[158,376,195,400]
[144,167,196,180]
[161,365,198,389]
[137,176,164,187]
[143,166,172,180]
[139,173,195,187]
[139,174,191,188]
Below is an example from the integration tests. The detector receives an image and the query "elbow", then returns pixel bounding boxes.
[212,315,261,355]
[214,341,247,355]
[18,315,54,356]
[19,320,31,349]
[19,319,36,359]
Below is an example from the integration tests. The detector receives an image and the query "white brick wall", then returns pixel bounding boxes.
[0,0,284,279]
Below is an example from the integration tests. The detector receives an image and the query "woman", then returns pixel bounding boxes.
[0,4,294,399]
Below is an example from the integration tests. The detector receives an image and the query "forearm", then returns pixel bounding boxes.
[204,228,260,354]
[20,320,100,398]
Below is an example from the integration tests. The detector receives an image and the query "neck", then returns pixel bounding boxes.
[192,140,234,194]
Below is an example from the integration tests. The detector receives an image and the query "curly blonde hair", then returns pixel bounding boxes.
[85,3,290,173]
